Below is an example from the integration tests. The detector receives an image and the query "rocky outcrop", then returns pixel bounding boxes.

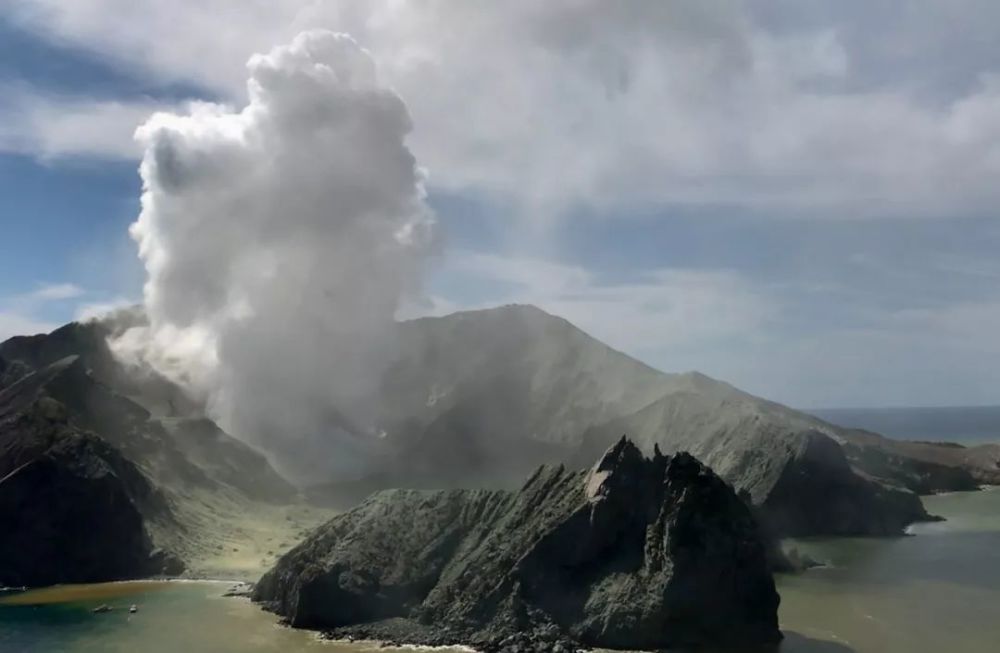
[255,438,781,651]
[0,396,183,587]
[759,431,932,536]
[839,429,1000,493]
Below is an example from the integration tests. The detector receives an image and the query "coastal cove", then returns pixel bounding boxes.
[2,488,999,653]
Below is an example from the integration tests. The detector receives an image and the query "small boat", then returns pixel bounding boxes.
[92,604,113,614]
[129,604,138,614]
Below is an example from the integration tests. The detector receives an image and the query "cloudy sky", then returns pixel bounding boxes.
[1,1,999,409]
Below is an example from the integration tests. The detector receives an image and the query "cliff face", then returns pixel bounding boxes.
[255,438,781,651]
[0,396,182,587]
[758,431,931,536]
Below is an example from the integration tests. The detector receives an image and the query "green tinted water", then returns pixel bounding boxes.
[0,581,360,652]
[776,487,1000,653]
[2,489,999,653]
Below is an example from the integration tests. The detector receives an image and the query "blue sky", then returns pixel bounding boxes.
[2,2,1000,409]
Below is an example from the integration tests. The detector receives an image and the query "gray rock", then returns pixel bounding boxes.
[0,402,183,587]
[254,437,781,650]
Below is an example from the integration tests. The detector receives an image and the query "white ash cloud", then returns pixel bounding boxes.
[114,30,436,481]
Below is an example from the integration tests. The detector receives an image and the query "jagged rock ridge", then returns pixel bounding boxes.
[254,437,781,651]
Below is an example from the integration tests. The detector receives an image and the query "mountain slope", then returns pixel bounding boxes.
[318,305,943,536]
[0,320,293,502]
[574,387,933,535]
[0,320,302,585]
[2,305,978,554]
[0,363,183,586]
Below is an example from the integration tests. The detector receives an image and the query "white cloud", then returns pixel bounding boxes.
[22,282,85,302]
[424,250,1000,407]
[113,31,436,481]
[748,299,1000,408]
[5,2,1000,408]
[0,88,167,159]
[432,251,774,357]
[8,1,1000,217]
[0,283,85,341]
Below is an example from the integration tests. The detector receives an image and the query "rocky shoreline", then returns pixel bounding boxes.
[255,438,781,651]
[322,619,581,653]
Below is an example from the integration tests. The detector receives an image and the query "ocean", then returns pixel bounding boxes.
[808,405,1000,443]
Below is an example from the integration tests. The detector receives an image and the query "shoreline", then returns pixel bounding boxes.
[5,491,997,653]
[0,577,251,606]
[9,483,993,599]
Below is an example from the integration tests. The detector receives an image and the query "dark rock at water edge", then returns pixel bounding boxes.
[754,431,933,537]
[0,355,186,587]
[255,437,781,651]
[839,429,1000,494]
[0,414,184,587]
[0,318,300,586]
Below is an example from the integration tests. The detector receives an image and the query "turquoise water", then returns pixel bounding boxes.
[2,489,1000,652]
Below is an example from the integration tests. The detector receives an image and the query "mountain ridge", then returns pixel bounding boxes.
[309,305,940,535]
[3,302,992,571]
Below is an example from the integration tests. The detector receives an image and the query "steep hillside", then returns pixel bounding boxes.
[0,321,302,585]
[318,307,745,495]
[256,438,781,651]
[574,389,934,535]
[838,429,1000,492]
[319,305,964,536]
[4,306,984,551]
[377,306,690,442]
[0,365,183,586]
[0,315,198,418]
[0,322,293,503]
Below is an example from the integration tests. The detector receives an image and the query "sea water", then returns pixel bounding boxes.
[775,488,1000,653]
[808,405,1000,443]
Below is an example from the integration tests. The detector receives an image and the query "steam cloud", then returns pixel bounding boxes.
[115,31,435,481]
